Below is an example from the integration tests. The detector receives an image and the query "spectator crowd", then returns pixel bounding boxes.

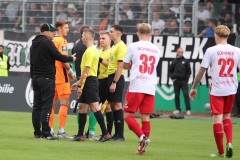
[0,0,240,36]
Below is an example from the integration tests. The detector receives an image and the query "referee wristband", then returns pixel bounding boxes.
[78,85,81,88]
[99,57,103,63]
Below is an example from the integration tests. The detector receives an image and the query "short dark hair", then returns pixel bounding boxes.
[111,25,124,34]
[0,45,4,49]
[80,25,90,35]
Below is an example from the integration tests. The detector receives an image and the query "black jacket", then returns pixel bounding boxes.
[30,35,73,79]
[72,39,86,78]
[169,56,191,81]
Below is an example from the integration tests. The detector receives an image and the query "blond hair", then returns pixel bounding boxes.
[99,30,109,36]
[214,25,230,38]
[137,23,151,34]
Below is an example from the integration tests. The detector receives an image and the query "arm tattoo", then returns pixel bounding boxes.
[192,67,206,89]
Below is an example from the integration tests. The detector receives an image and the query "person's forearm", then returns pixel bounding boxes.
[113,66,123,82]
[100,59,108,67]
[192,67,206,89]
[62,63,71,71]
[79,66,90,86]
[123,63,131,70]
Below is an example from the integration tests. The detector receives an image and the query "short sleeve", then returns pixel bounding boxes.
[201,48,211,69]
[117,43,127,61]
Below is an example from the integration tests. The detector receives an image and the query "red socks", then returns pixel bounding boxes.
[125,116,143,138]
[223,118,233,144]
[142,121,150,137]
[213,123,224,155]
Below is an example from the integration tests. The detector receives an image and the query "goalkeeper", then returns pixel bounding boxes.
[48,19,76,138]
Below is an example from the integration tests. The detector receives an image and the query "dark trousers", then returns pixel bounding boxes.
[32,77,55,137]
[98,78,108,104]
[173,80,191,111]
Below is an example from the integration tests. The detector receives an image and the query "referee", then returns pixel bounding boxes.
[30,23,76,140]
[98,30,113,135]
[71,28,111,142]
[108,25,127,141]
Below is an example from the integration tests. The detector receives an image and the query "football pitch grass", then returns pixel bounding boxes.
[1,111,240,160]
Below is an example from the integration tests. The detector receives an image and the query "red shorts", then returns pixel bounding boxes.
[210,94,235,115]
[55,83,71,99]
[123,92,155,114]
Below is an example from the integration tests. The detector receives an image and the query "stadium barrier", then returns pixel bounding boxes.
[0,76,210,113]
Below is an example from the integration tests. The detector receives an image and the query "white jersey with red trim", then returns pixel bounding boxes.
[124,41,161,95]
[201,44,240,96]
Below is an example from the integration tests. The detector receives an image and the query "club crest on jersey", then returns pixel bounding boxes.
[110,56,114,61]
[62,46,67,52]
[182,61,185,64]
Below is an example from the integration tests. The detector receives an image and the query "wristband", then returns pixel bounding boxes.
[112,80,117,83]
[99,57,103,63]
[78,85,81,88]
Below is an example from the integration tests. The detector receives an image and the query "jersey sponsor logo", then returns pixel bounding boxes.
[0,83,14,93]
[25,79,33,108]
[62,46,67,52]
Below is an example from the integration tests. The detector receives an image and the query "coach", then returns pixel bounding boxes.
[30,23,76,140]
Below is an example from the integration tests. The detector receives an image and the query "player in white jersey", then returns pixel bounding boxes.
[189,25,240,158]
[123,23,160,155]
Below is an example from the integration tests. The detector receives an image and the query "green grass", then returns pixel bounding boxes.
[0,111,240,160]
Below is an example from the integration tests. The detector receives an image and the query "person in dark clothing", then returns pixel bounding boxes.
[30,23,76,140]
[72,25,90,79]
[169,47,191,115]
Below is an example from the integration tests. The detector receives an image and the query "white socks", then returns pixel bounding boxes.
[50,128,54,134]
[58,127,64,133]
[140,135,145,141]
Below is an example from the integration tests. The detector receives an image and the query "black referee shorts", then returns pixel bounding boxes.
[79,76,99,104]
[98,78,108,104]
[107,74,125,103]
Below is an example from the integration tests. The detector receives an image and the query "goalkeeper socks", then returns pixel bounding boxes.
[77,113,87,136]
[58,127,64,133]
[49,106,55,128]
[213,123,224,155]
[89,111,97,134]
[142,121,150,137]
[58,105,68,128]
[94,111,108,135]
[223,118,233,144]
[106,111,113,135]
[125,116,143,138]
[114,109,124,137]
